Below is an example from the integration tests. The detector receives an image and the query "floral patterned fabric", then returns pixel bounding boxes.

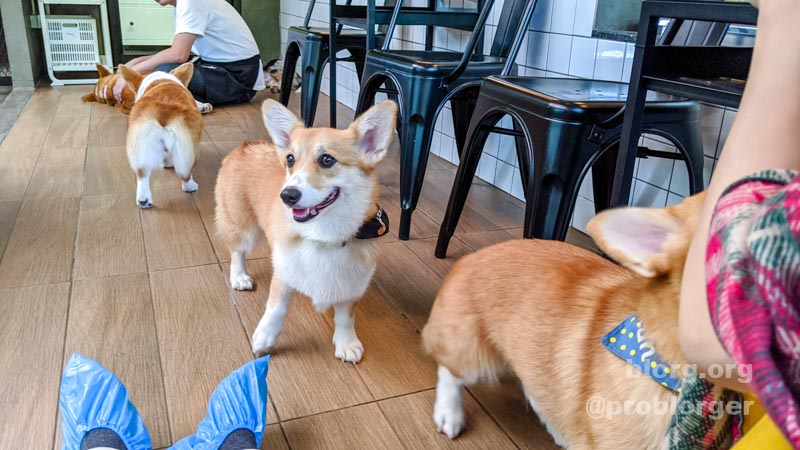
[706,169,800,448]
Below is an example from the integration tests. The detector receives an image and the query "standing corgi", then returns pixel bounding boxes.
[215,99,396,363]
[421,194,737,448]
[118,63,204,208]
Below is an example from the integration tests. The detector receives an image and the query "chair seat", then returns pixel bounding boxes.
[288,26,386,45]
[365,50,506,76]
[482,76,699,124]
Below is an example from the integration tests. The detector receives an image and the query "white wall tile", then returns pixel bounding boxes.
[497,134,516,164]
[637,155,674,188]
[716,108,737,159]
[527,32,550,70]
[483,132,500,157]
[569,37,597,78]
[632,180,668,208]
[530,0,553,32]
[572,195,595,233]
[573,0,597,37]
[547,34,572,74]
[550,0,577,35]
[511,171,526,200]
[578,170,594,201]
[478,153,498,183]
[666,192,685,207]
[699,104,724,158]
[593,39,625,81]
[621,42,635,83]
[494,160,515,192]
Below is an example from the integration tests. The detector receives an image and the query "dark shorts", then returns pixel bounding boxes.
[156,54,260,106]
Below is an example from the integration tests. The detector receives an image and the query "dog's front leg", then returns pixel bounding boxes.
[332,301,364,364]
[251,276,293,355]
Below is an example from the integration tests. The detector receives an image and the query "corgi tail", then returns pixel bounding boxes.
[82,92,97,103]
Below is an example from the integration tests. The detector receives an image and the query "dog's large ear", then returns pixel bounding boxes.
[352,100,397,167]
[170,63,194,87]
[261,99,301,149]
[96,63,112,78]
[588,203,688,278]
[117,65,143,94]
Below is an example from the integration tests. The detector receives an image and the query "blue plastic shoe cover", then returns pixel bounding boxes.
[59,353,152,450]
[169,356,270,450]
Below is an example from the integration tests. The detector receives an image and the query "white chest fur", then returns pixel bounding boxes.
[272,239,379,309]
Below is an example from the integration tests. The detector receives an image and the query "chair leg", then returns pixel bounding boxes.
[435,108,500,258]
[513,119,531,200]
[525,173,582,241]
[300,41,327,127]
[450,92,478,159]
[279,43,301,107]
[657,122,705,194]
[591,143,619,214]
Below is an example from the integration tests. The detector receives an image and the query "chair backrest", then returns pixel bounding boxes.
[489,0,535,58]
[659,19,728,46]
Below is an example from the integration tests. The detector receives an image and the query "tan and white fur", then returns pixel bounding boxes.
[215,99,397,363]
[422,194,706,449]
[119,63,204,208]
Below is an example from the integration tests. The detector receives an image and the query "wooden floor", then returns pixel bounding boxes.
[0,85,586,449]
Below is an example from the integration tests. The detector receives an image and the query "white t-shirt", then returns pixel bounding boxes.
[174,0,265,90]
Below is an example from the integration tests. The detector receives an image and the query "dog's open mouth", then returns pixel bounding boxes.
[292,188,340,222]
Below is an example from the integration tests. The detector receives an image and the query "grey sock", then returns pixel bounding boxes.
[218,428,257,450]
[80,428,127,450]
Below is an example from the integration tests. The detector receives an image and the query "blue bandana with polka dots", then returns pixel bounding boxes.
[601,314,683,392]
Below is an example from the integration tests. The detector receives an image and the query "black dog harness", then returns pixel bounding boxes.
[355,206,389,239]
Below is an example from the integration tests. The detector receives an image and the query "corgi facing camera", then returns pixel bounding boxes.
[215,99,397,363]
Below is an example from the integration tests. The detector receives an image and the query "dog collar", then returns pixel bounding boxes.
[601,314,683,392]
[355,206,389,240]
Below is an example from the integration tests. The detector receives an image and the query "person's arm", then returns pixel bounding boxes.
[680,0,800,391]
[113,33,197,102]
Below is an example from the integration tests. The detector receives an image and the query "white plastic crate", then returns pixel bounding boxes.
[44,15,99,71]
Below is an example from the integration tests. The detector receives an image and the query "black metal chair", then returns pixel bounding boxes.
[354,0,533,240]
[434,19,729,258]
[279,0,388,127]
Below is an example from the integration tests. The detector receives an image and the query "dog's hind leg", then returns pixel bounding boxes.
[332,301,364,364]
[251,276,294,355]
[434,366,470,439]
[228,227,259,290]
[135,168,153,208]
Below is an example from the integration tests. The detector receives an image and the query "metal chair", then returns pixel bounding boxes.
[434,18,729,258]
[355,0,535,240]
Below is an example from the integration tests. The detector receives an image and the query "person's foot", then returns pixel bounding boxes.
[169,356,270,450]
[59,353,152,450]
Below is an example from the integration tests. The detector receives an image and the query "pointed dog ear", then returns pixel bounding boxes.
[169,63,194,87]
[261,99,302,149]
[351,100,398,168]
[96,63,112,78]
[117,65,144,94]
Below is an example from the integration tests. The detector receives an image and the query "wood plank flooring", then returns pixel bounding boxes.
[0,86,587,449]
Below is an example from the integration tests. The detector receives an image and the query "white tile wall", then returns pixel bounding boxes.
[278,0,737,233]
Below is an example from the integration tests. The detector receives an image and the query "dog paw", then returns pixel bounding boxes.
[434,400,465,439]
[251,325,278,356]
[197,102,213,114]
[333,335,364,364]
[137,198,153,209]
[230,273,254,291]
[182,179,199,193]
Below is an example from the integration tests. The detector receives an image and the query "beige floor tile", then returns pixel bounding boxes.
[84,145,136,195]
[25,146,86,200]
[0,197,79,288]
[64,274,171,447]
[73,193,147,279]
[140,189,217,271]
[468,382,561,449]
[455,229,518,252]
[323,285,438,399]
[372,241,443,330]
[0,283,70,450]
[0,119,50,202]
[149,264,253,442]
[0,201,20,259]
[283,403,403,449]
[224,258,374,420]
[88,113,128,147]
[44,115,90,149]
[379,389,518,449]
[404,236,472,279]
[260,424,290,449]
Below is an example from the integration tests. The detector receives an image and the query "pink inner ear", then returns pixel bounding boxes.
[360,128,378,155]
[609,220,671,255]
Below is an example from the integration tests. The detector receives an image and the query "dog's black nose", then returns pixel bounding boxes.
[280,187,302,206]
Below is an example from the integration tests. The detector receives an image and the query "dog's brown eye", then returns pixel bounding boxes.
[286,154,295,168]
[318,154,336,169]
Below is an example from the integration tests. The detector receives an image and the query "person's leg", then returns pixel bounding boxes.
[59,353,151,450]
[155,62,208,104]
[170,356,269,450]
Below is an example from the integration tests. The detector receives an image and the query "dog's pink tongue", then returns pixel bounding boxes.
[293,208,309,218]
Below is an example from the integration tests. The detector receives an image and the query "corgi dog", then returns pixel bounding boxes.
[423,194,719,449]
[215,99,396,363]
[118,63,204,208]
[81,64,136,114]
